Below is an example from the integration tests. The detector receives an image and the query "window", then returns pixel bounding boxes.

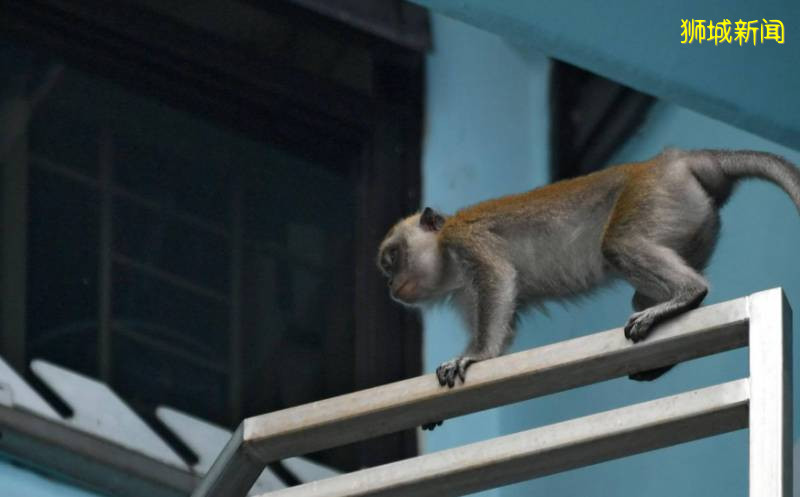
[0,0,426,472]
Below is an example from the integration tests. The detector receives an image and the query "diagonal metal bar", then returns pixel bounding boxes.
[194,295,749,497]
[190,424,265,497]
[257,379,750,497]
[0,404,196,497]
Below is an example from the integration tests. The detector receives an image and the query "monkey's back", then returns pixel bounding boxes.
[438,157,669,299]
[442,159,659,234]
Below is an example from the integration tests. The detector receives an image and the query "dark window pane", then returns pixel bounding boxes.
[113,198,230,294]
[243,149,355,246]
[28,79,101,178]
[27,168,100,375]
[113,135,232,226]
[113,334,227,423]
[240,148,357,419]
[112,263,229,364]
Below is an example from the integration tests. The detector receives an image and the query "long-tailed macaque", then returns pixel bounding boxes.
[378,149,800,394]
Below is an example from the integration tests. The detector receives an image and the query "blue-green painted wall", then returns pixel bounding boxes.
[422,11,800,497]
[0,458,105,497]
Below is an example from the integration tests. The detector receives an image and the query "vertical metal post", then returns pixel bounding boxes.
[98,127,114,383]
[748,288,792,497]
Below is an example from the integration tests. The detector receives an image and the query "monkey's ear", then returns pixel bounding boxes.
[420,207,445,232]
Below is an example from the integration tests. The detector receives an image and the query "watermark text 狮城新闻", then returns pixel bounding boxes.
[681,19,784,45]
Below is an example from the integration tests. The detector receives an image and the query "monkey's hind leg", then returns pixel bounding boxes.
[604,240,709,343]
[627,291,675,381]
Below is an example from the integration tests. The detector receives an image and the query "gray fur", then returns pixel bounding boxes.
[378,149,800,392]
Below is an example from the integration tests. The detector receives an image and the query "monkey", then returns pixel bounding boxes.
[377,149,800,402]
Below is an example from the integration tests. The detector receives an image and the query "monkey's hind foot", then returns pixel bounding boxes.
[628,364,675,381]
[624,310,656,342]
[421,420,444,431]
[436,356,476,388]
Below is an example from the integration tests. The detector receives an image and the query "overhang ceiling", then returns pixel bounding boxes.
[412,0,800,151]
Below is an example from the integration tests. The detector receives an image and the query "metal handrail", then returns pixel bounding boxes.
[192,288,792,497]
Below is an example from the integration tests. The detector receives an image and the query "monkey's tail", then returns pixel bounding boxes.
[688,149,800,211]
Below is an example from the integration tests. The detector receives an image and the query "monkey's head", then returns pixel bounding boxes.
[377,207,449,306]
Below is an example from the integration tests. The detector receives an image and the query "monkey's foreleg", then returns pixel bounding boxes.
[436,263,517,388]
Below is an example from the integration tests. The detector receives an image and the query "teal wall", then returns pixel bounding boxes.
[0,458,105,497]
[422,11,800,497]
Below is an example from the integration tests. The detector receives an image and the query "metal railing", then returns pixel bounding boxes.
[192,288,792,497]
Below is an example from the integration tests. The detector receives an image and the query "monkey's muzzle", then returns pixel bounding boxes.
[390,278,420,304]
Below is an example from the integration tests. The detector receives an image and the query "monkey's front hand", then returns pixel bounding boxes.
[436,356,476,388]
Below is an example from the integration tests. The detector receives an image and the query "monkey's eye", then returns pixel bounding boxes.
[381,246,399,275]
